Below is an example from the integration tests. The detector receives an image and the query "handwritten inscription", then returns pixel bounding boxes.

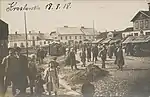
[45,2,72,10]
[6,2,40,12]
[6,2,72,12]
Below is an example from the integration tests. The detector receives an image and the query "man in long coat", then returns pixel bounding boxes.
[92,44,99,63]
[69,48,78,70]
[108,44,114,59]
[87,44,91,62]
[80,49,86,67]
[116,46,124,71]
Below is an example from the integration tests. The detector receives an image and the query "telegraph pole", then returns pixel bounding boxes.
[93,20,95,40]
[24,12,28,58]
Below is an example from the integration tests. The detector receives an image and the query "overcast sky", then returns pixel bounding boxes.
[0,0,149,34]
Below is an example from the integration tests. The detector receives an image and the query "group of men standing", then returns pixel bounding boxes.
[0,47,28,97]
[79,42,124,70]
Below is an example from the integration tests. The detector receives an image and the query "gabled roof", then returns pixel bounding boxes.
[81,28,99,35]
[57,27,84,35]
[131,11,150,22]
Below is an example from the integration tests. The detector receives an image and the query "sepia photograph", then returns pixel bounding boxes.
[0,0,150,97]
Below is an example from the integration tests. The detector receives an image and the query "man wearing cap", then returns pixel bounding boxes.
[1,47,18,96]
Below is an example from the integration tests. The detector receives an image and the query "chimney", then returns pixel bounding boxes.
[148,3,150,11]
[64,26,68,28]
[81,26,84,28]
[29,31,31,34]
[15,31,17,35]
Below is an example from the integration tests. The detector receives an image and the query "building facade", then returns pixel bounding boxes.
[122,3,150,38]
[8,31,52,48]
[50,26,98,44]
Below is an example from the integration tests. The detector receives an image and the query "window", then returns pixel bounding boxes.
[145,20,149,28]
[55,37,57,39]
[80,36,82,39]
[14,43,17,47]
[134,33,138,36]
[89,36,91,39]
[44,41,46,44]
[20,43,24,48]
[40,42,42,45]
[122,34,125,38]
[146,32,150,35]
[140,21,144,29]
[69,36,72,39]
[65,36,67,40]
[75,36,77,39]
[32,36,35,40]
[135,21,139,29]
[61,36,63,40]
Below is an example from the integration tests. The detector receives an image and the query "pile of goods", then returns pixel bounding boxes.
[63,64,109,84]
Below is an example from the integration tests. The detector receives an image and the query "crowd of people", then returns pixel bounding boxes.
[0,41,125,97]
[65,42,125,71]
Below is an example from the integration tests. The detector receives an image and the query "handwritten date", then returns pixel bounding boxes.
[45,2,72,10]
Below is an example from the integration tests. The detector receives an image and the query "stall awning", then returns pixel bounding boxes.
[123,36,135,44]
[109,39,121,44]
[101,38,111,44]
[123,35,150,44]
[92,38,103,44]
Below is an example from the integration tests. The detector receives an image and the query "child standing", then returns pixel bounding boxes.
[35,74,45,97]
[44,57,59,96]
[28,54,37,95]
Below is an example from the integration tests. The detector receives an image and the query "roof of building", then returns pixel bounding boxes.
[9,33,50,41]
[39,33,52,40]
[57,27,84,35]
[131,11,150,22]
[9,34,26,41]
[81,28,99,35]
[123,27,134,32]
